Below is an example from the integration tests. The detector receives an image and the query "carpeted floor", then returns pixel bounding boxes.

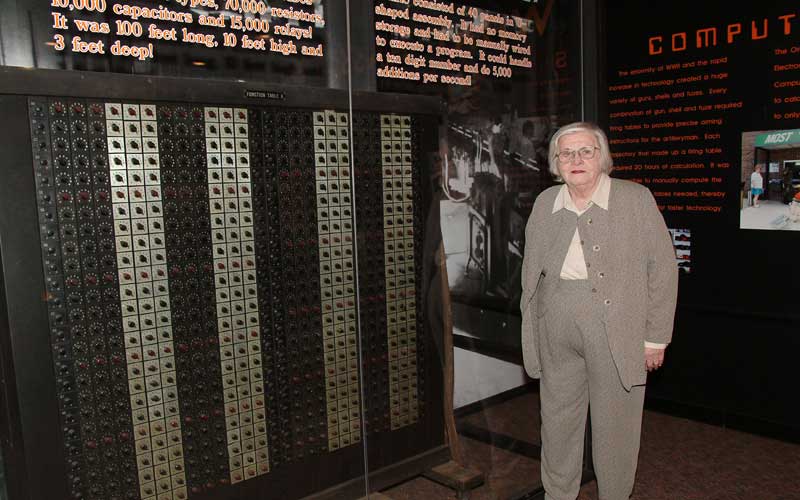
[381,391,800,500]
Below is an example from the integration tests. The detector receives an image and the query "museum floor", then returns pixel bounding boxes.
[382,391,800,500]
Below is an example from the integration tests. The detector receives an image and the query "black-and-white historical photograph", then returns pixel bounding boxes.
[441,108,556,308]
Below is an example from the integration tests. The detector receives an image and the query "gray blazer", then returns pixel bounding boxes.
[520,178,678,389]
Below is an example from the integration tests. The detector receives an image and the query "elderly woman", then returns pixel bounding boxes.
[520,122,678,499]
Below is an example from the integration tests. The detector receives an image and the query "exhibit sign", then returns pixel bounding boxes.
[376,0,581,313]
[606,1,800,232]
[46,0,325,60]
[374,0,534,87]
[0,1,329,82]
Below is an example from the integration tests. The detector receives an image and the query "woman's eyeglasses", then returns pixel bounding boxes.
[556,146,599,162]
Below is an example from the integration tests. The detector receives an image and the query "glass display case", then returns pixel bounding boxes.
[0,1,584,498]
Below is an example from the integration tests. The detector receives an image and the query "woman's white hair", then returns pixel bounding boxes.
[547,122,613,182]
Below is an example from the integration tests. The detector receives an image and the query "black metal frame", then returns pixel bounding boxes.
[0,67,443,115]
[0,92,65,500]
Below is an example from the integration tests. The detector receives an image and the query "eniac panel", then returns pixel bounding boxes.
[0,69,445,500]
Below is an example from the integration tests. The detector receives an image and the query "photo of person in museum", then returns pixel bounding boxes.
[520,122,678,499]
[792,191,800,223]
[751,165,764,207]
[740,130,800,230]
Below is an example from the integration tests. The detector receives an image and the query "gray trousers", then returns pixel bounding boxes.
[539,279,645,500]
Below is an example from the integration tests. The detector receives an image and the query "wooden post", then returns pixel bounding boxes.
[438,240,463,464]
[424,242,485,500]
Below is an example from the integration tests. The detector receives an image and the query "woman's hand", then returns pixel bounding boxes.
[645,347,665,372]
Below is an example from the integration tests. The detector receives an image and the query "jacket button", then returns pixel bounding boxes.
[587,218,593,224]
[604,299,611,305]
[598,272,605,278]
[592,245,600,252]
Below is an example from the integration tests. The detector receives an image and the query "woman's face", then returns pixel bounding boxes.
[556,131,603,191]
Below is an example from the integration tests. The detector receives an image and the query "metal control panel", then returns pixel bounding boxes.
[0,69,445,500]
